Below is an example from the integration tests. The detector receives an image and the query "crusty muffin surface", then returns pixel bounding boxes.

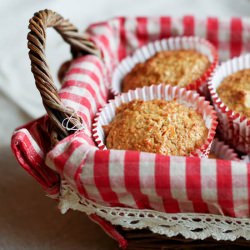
[103,100,208,156]
[217,69,250,118]
[122,50,210,92]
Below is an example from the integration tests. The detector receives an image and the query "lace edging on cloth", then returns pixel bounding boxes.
[58,181,250,241]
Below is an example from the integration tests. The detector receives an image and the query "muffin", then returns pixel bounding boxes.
[122,50,210,92]
[217,69,250,118]
[93,84,217,157]
[209,54,250,153]
[103,99,208,156]
[112,37,218,96]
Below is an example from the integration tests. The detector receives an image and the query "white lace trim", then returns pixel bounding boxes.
[58,182,250,241]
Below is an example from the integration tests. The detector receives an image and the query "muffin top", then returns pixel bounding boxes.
[217,69,250,118]
[103,99,208,156]
[122,50,210,92]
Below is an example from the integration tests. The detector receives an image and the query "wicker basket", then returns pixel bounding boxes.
[12,10,250,249]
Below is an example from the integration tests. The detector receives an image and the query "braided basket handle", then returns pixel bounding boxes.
[27,9,101,143]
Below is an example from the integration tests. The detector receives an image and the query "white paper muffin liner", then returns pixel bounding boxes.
[209,138,239,161]
[209,53,250,154]
[241,155,250,163]
[111,36,218,97]
[93,84,217,157]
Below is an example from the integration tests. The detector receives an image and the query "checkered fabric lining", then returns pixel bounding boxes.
[11,16,250,246]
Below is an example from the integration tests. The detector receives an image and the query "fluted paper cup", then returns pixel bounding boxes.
[209,138,239,161]
[111,36,218,98]
[209,53,250,154]
[93,84,217,157]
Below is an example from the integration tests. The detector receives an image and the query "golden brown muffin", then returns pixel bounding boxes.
[122,50,210,92]
[103,100,208,156]
[217,69,250,118]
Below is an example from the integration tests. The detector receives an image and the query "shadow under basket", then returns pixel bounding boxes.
[121,229,250,249]
[11,10,250,249]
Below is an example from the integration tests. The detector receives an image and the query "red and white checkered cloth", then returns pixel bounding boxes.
[11,16,250,246]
